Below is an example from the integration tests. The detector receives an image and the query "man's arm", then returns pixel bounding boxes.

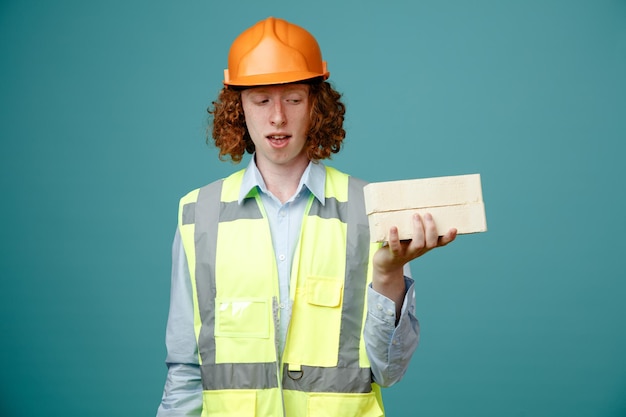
[156,229,203,417]
[365,213,457,386]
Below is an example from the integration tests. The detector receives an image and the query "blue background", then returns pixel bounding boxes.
[1,1,625,416]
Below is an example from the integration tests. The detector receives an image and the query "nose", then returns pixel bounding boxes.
[270,101,286,127]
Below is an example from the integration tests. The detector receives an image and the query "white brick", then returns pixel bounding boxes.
[363,174,487,242]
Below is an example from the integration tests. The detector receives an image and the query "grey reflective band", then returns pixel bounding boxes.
[286,175,372,394]
[192,180,281,390]
[194,180,223,365]
[220,199,264,222]
[182,202,196,225]
[308,196,348,221]
[201,362,279,390]
[338,176,370,369]
[282,365,371,393]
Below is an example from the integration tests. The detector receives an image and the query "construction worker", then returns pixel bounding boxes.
[156,16,457,417]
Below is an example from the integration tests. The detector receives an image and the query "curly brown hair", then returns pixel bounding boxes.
[207,80,346,163]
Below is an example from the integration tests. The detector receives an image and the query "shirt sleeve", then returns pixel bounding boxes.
[156,228,203,417]
[363,266,420,387]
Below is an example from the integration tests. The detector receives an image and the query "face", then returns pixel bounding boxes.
[241,84,311,173]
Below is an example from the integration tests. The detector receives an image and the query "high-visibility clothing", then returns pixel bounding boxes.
[177,166,385,417]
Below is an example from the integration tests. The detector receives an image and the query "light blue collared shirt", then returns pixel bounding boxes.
[156,158,420,417]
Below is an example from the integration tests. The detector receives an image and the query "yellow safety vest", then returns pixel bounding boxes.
[178,166,384,417]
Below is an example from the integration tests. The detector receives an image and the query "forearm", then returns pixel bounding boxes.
[371,266,406,319]
[156,363,203,417]
[157,228,203,417]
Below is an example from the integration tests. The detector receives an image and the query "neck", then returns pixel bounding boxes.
[256,158,310,204]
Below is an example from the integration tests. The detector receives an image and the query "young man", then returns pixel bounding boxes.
[156,16,456,417]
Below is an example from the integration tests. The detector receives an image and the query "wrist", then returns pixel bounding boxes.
[372,267,405,296]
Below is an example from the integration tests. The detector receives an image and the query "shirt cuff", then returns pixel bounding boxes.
[367,276,416,326]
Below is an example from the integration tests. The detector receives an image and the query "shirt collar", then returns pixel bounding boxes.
[238,156,327,205]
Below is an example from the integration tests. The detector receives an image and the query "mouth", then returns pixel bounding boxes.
[266,134,291,147]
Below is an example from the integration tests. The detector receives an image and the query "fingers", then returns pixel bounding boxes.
[384,213,456,264]
[387,226,401,253]
[408,213,436,252]
[422,213,439,249]
[411,214,425,250]
[438,228,458,246]
[412,213,456,250]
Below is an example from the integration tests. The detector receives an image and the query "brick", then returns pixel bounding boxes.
[363,174,487,242]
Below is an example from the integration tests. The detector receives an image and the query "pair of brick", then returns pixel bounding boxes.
[364,174,487,242]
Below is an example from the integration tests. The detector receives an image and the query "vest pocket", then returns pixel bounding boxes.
[306,276,342,307]
[307,391,383,417]
[284,277,343,366]
[215,298,270,338]
[202,389,256,416]
[214,297,276,363]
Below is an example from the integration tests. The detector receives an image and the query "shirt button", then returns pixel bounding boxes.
[279,254,286,261]
[376,304,383,311]
[279,303,285,309]
[386,309,394,316]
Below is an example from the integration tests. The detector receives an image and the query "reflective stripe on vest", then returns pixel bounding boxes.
[178,167,381,395]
